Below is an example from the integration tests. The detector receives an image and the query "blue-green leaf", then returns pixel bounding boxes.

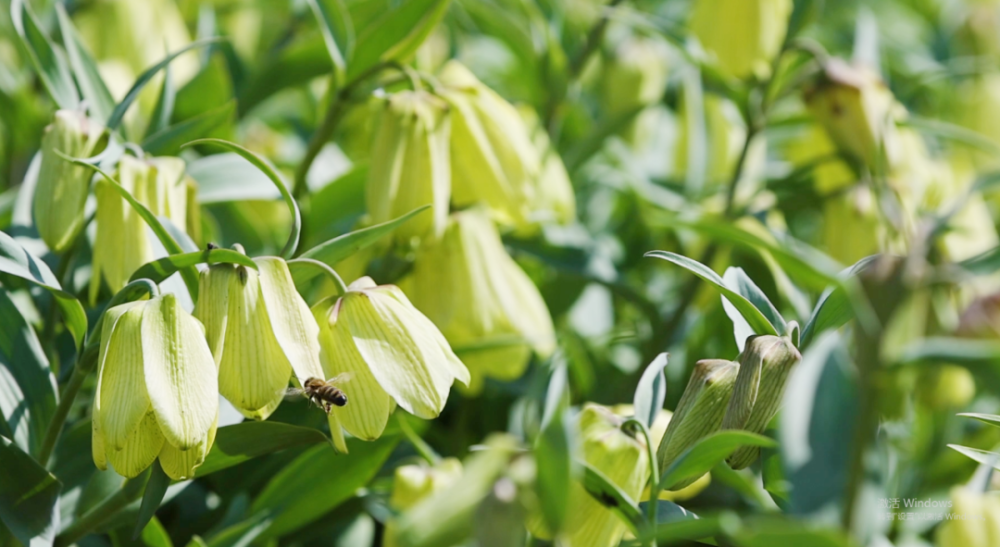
[196,422,330,478]
[143,101,235,157]
[0,436,61,547]
[633,353,668,430]
[10,0,79,109]
[659,431,777,491]
[55,4,114,123]
[348,0,451,80]
[129,249,257,286]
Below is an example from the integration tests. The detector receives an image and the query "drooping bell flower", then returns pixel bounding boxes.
[92,294,218,480]
[34,110,108,252]
[518,105,576,228]
[689,0,792,80]
[312,277,470,451]
[367,90,452,243]
[401,209,556,393]
[194,256,325,420]
[90,155,192,302]
[600,36,668,146]
[438,60,540,229]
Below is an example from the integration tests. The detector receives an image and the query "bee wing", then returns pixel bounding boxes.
[326,372,352,386]
[283,387,306,401]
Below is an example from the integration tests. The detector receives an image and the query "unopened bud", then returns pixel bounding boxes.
[657,360,739,489]
[721,335,801,469]
[34,110,108,252]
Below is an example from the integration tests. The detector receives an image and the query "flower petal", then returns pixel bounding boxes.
[326,412,348,454]
[142,294,218,449]
[218,266,292,419]
[159,416,217,480]
[193,264,236,365]
[92,414,107,471]
[342,289,464,419]
[315,299,392,440]
[255,257,325,383]
[106,411,165,478]
[98,304,151,449]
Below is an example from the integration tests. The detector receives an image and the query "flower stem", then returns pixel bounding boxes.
[286,258,348,296]
[37,344,99,467]
[54,472,147,547]
[625,418,659,547]
[397,414,440,465]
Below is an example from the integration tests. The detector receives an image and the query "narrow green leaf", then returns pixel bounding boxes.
[143,101,235,156]
[659,431,776,491]
[0,436,61,547]
[348,0,451,80]
[250,434,400,538]
[645,251,778,336]
[800,256,877,348]
[10,0,79,109]
[205,512,271,547]
[183,139,300,258]
[897,337,1000,366]
[633,353,668,430]
[306,0,348,76]
[106,38,223,132]
[957,413,1000,428]
[0,230,87,348]
[129,249,257,286]
[0,287,57,458]
[960,245,1000,276]
[723,268,787,339]
[185,152,281,203]
[55,4,115,123]
[56,154,201,298]
[134,461,170,540]
[196,422,330,478]
[148,62,176,137]
[296,205,429,281]
[141,516,174,547]
[949,445,1000,471]
[903,116,1000,157]
[579,462,643,535]
[535,406,572,534]
[642,512,742,545]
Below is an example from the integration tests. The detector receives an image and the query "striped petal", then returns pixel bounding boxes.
[256,257,325,384]
[314,298,392,441]
[159,416,218,480]
[98,304,150,450]
[142,294,218,449]
[106,411,165,478]
[342,286,466,419]
[217,265,292,419]
[193,264,236,365]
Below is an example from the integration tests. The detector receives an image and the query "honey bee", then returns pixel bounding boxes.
[285,374,350,413]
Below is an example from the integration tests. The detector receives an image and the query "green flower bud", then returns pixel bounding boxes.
[601,36,668,146]
[194,257,325,421]
[721,335,801,469]
[690,0,792,80]
[367,91,451,243]
[92,294,218,480]
[312,277,470,451]
[916,365,976,410]
[90,155,192,302]
[936,488,1000,547]
[805,60,901,170]
[384,458,464,547]
[401,209,555,393]
[518,105,576,227]
[438,61,540,229]
[564,404,649,547]
[657,359,739,489]
[34,110,108,252]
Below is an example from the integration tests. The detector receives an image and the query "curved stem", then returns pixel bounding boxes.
[287,258,348,296]
[397,414,440,466]
[37,344,99,467]
[625,418,659,547]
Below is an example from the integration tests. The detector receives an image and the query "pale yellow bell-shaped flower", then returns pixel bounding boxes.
[34,110,108,253]
[822,184,882,266]
[518,105,576,228]
[805,60,902,171]
[563,404,649,547]
[936,488,1000,547]
[194,257,325,421]
[675,95,748,187]
[601,36,669,146]
[92,294,218,480]
[400,209,556,393]
[690,0,792,80]
[312,277,470,452]
[438,60,540,229]
[90,155,191,302]
[721,335,801,469]
[367,90,451,243]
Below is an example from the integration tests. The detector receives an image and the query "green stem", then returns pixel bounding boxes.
[287,258,348,296]
[37,344,99,467]
[54,473,147,547]
[625,419,659,547]
[293,62,394,199]
[397,414,440,466]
